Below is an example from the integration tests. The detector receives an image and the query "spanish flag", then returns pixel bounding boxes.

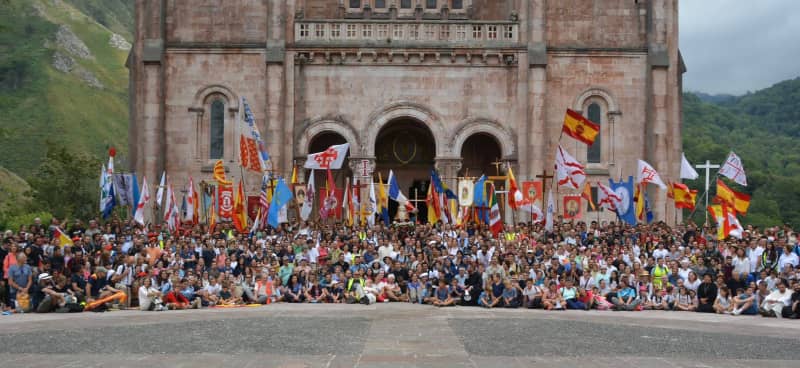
[581,182,596,211]
[715,179,751,215]
[507,166,522,210]
[563,109,601,146]
[232,181,248,233]
[671,182,698,209]
[54,227,73,247]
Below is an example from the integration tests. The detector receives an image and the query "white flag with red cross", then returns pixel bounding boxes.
[718,151,747,186]
[304,143,350,170]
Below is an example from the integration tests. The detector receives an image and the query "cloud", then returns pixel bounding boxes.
[680,0,800,94]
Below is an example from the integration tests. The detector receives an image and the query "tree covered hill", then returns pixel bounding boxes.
[682,77,800,228]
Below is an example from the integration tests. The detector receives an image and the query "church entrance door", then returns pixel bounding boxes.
[374,118,436,221]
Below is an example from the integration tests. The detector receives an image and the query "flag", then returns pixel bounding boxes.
[133,177,150,226]
[217,184,234,219]
[555,145,586,190]
[724,206,744,239]
[718,151,747,186]
[208,193,217,234]
[367,176,377,226]
[609,177,636,226]
[290,166,297,184]
[580,182,596,211]
[634,184,654,224]
[267,178,293,228]
[522,181,543,204]
[544,190,555,232]
[53,227,73,248]
[99,155,116,219]
[164,182,179,232]
[473,175,487,207]
[563,195,582,220]
[232,181,247,233]
[343,178,352,226]
[388,170,409,203]
[426,181,440,224]
[562,108,601,145]
[377,172,389,225]
[680,153,699,180]
[185,177,196,222]
[507,166,523,210]
[250,208,261,236]
[715,179,751,215]
[489,183,503,237]
[304,143,350,170]
[320,169,337,220]
[237,97,269,172]
[636,160,667,190]
[519,202,544,223]
[707,205,725,240]
[671,182,697,209]
[351,177,360,225]
[597,182,621,211]
[155,171,166,208]
[213,160,232,185]
[457,179,474,206]
[300,170,315,221]
[431,170,450,224]
[112,174,134,206]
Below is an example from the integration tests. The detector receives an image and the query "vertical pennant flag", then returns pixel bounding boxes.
[343,177,352,226]
[581,182,596,211]
[544,190,555,232]
[164,181,179,232]
[232,181,247,233]
[99,150,116,219]
[489,183,503,237]
[134,177,150,226]
[707,205,725,240]
[155,171,166,208]
[258,174,270,228]
[457,179,474,207]
[563,195,582,220]
[507,166,523,210]
[290,166,298,185]
[378,172,389,225]
[609,177,636,226]
[267,178,293,228]
[300,170,314,221]
[186,177,196,222]
[680,153,699,180]
[367,176,377,226]
[718,151,747,186]
[636,160,667,190]
[555,145,586,190]
[522,181,543,205]
[426,180,440,224]
[351,177,360,226]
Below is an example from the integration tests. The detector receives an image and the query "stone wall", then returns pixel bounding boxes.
[165,0,268,44]
[545,0,646,48]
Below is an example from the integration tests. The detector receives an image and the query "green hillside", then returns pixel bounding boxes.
[0,0,131,178]
[682,77,800,229]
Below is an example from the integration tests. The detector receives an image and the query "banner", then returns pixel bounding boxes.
[522,181,543,204]
[320,188,344,219]
[457,179,474,206]
[218,185,234,220]
[247,196,261,222]
[563,195,582,220]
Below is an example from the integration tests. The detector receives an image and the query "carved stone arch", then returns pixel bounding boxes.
[296,117,361,156]
[192,84,240,110]
[451,118,515,158]
[363,101,447,157]
[573,87,618,113]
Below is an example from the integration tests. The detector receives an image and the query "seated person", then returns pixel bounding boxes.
[433,279,455,307]
[502,279,520,308]
[732,286,758,315]
[611,280,640,311]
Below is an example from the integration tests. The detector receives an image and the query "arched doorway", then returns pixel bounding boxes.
[307,132,353,215]
[374,118,436,220]
[458,133,504,179]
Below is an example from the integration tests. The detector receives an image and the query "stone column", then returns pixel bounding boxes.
[434,157,462,193]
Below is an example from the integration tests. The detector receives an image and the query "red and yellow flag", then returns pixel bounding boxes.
[507,166,521,210]
[671,182,698,209]
[213,160,232,185]
[581,182,596,211]
[563,109,600,146]
[232,181,247,233]
[54,227,73,248]
[715,179,751,215]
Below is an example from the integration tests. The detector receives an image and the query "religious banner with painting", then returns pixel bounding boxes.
[319,188,344,219]
[294,184,308,205]
[247,196,261,222]
[217,185,234,220]
[457,179,474,206]
[522,181,543,204]
[563,195,582,220]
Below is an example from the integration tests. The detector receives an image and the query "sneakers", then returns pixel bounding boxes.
[732,308,741,315]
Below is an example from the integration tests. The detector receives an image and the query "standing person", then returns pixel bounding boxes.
[696,273,718,313]
[7,253,32,310]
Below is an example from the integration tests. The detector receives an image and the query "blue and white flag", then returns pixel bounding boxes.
[387,170,408,203]
[609,176,636,226]
[267,178,293,228]
[99,158,116,219]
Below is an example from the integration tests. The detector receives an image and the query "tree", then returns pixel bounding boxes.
[26,142,100,220]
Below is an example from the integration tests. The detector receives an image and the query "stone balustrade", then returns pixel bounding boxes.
[295,20,519,45]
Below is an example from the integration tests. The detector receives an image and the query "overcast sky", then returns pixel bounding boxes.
[680,0,800,95]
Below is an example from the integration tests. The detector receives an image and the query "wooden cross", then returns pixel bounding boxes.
[490,158,504,176]
[696,160,720,224]
[536,169,554,204]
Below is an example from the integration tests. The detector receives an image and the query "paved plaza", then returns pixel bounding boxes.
[1,304,799,367]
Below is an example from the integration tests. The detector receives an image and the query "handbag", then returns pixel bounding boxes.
[16,292,31,312]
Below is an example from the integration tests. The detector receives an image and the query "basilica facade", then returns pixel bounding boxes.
[128,0,684,223]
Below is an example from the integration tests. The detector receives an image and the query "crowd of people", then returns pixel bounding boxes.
[1,216,799,319]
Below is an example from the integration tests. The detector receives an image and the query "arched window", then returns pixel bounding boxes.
[587,103,602,163]
[209,99,225,159]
